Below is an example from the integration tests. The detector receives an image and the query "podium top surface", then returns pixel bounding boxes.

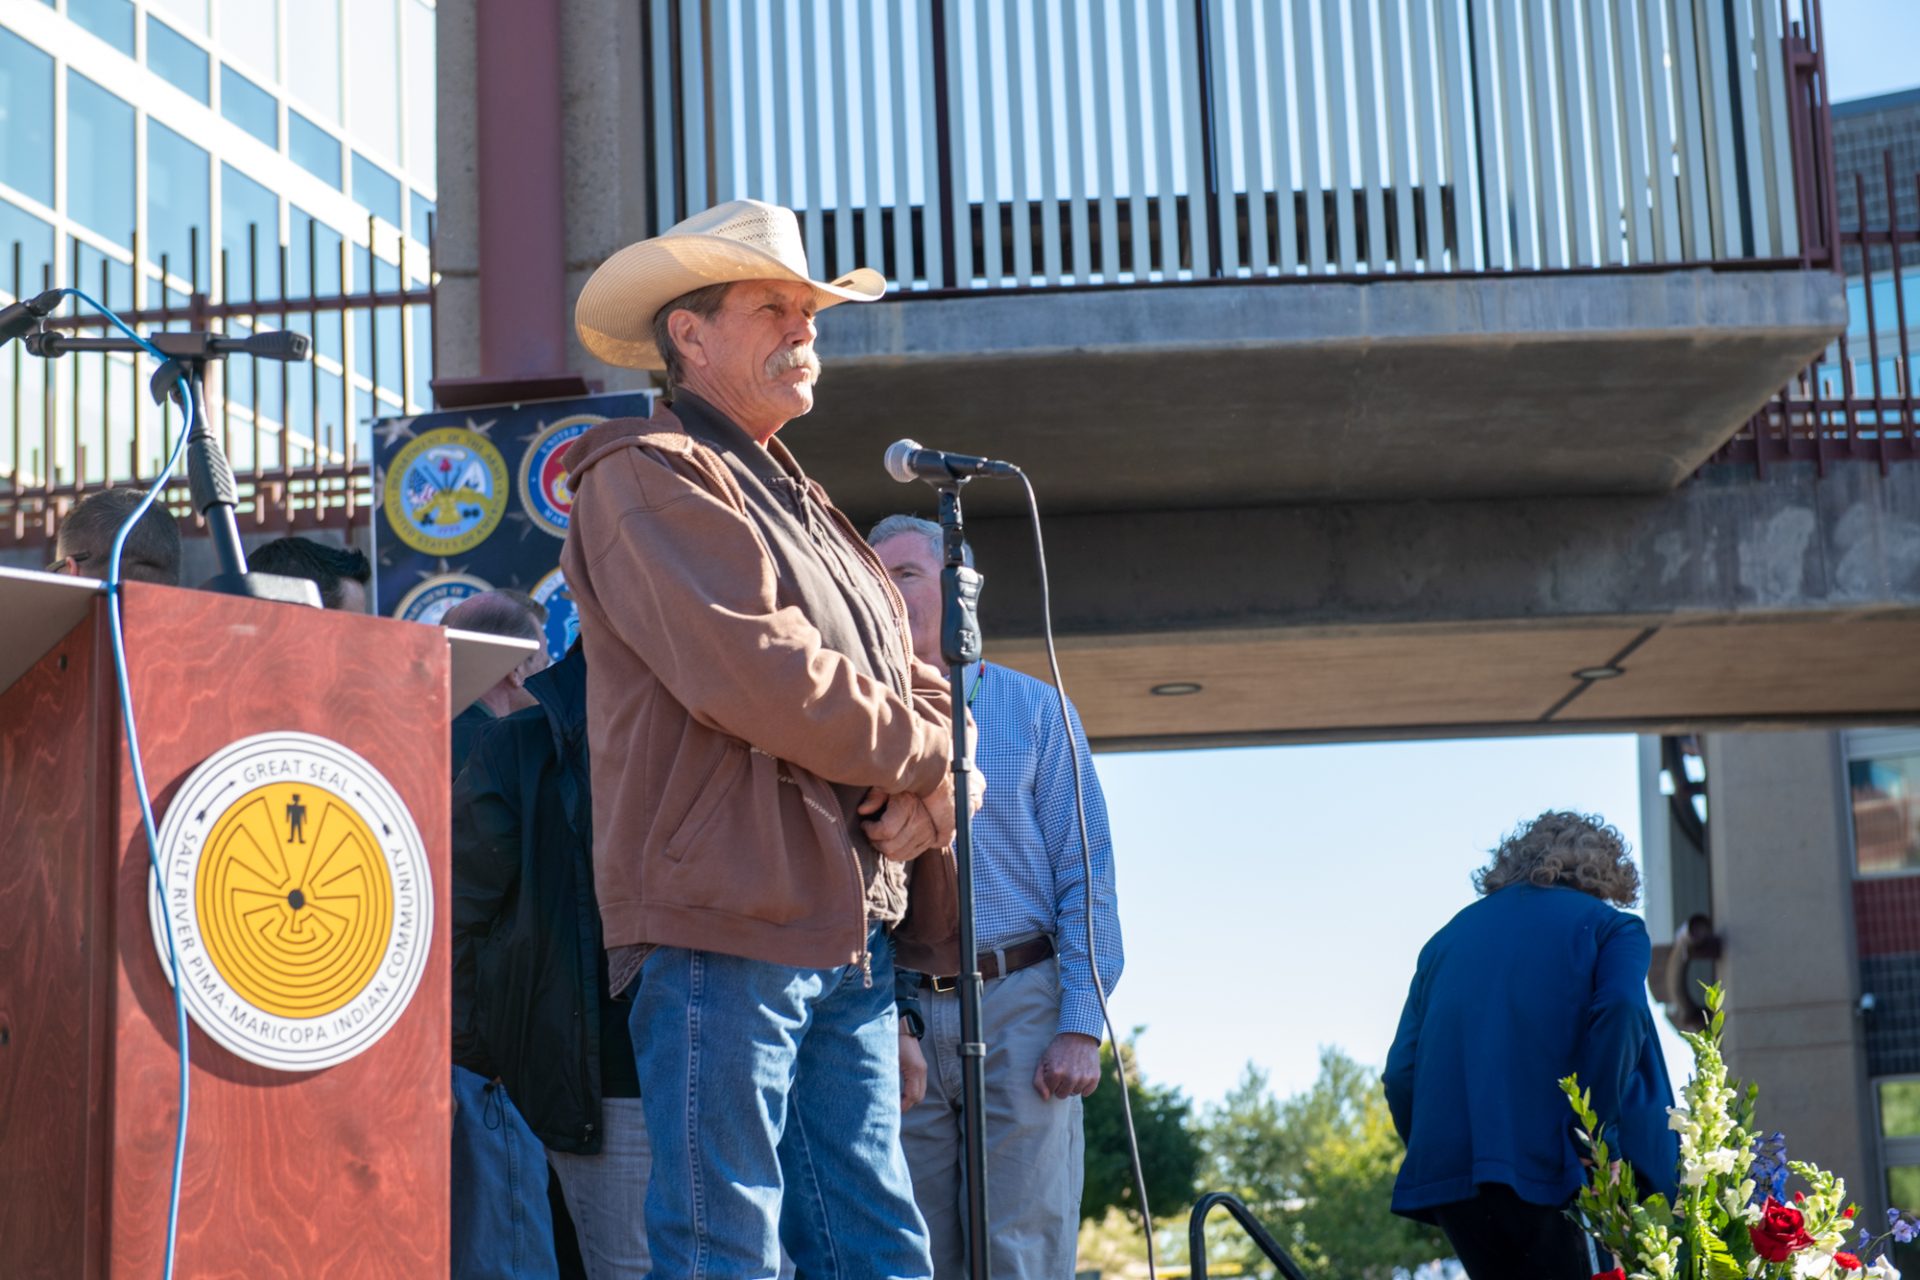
[0,566,103,695]
[0,567,537,708]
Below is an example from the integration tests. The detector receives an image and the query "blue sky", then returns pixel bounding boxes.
[1087,0,1920,1113]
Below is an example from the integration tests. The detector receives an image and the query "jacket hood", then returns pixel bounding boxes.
[559,411,691,481]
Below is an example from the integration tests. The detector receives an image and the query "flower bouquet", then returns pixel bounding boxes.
[1560,985,1912,1280]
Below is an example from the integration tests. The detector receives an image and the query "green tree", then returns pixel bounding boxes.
[1081,1033,1203,1226]
[1202,1048,1450,1280]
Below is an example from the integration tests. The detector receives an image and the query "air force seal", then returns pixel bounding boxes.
[147,732,432,1072]
[385,427,510,556]
[517,415,601,538]
[531,566,579,661]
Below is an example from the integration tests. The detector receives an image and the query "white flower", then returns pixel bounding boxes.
[1669,1107,1694,1132]
[1792,1251,1836,1279]
[1866,1259,1901,1279]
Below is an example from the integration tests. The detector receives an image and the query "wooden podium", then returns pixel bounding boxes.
[0,567,533,1277]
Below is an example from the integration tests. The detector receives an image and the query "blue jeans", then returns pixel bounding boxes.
[631,923,932,1280]
[451,1065,559,1280]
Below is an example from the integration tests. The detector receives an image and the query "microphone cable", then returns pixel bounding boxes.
[44,289,196,1280]
[1012,468,1159,1279]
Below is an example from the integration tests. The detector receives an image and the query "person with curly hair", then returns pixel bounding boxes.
[1384,811,1679,1280]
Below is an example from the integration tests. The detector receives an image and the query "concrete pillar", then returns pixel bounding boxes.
[1705,730,1875,1208]
[434,0,653,391]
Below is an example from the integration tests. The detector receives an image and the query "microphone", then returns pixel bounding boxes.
[0,288,65,347]
[884,438,1021,484]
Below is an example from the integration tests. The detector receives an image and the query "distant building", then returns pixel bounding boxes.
[0,0,436,491]
[1833,88,1920,272]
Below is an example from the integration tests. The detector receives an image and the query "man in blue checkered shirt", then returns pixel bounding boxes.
[869,514,1124,1280]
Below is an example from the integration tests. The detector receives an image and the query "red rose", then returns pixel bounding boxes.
[1592,1270,1627,1280]
[1835,1252,1864,1271]
[1750,1196,1818,1263]
[1845,1206,1857,1219]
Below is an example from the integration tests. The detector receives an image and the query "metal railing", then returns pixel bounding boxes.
[1715,145,1920,473]
[1188,1190,1313,1280]
[646,0,1810,290]
[0,217,432,548]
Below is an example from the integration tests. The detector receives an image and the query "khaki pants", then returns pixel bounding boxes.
[901,956,1085,1280]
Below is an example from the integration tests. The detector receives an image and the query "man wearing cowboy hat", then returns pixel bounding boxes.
[560,199,970,1280]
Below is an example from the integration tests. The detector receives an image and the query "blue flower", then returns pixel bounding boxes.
[1895,1216,1917,1245]
[1750,1132,1790,1203]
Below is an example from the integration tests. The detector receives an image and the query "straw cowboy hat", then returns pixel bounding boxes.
[574,198,887,370]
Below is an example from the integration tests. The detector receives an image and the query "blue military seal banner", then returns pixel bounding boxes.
[371,392,654,659]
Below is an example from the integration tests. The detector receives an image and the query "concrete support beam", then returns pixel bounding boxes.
[435,0,653,391]
[1705,731,1874,1216]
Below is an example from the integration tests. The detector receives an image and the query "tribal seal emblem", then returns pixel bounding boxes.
[147,732,432,1072]
[395,572,491,625]
[517,415,601,538]
[385,426,510,556]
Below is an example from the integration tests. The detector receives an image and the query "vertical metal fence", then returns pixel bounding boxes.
[647,0,1806,290]
[0,217,433,549]
[1717,147,1920,472]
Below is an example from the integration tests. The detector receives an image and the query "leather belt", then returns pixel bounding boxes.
[922,935,1055,994]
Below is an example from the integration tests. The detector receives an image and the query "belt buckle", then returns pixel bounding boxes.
[931,974,957,994]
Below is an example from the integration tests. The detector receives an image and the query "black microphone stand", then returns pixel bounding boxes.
[934,478,992,1280]
[27,328,321,605]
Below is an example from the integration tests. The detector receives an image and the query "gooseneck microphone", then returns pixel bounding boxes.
[883,438,1021,484]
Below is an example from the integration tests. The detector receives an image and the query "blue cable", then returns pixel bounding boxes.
[57,288,193,1280]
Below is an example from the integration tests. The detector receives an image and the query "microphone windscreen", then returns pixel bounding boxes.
[883,438,923,484]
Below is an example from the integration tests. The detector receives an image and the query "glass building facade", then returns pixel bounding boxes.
[0,0,435,488]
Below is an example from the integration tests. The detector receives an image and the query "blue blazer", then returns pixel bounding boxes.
[1384,884,1679,1219]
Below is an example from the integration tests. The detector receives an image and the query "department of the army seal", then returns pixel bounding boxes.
[147,732,432,1073]
[385,426,510,556]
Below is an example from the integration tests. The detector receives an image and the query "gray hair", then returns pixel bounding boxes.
[1473,811,1640,905]
[651,282,735,398]
[442,589,548,644]
[867,513,974,568]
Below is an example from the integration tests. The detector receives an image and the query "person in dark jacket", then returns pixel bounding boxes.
[1385,811,1678,1280]
[445,590,550,780]
[453,644,650,1278]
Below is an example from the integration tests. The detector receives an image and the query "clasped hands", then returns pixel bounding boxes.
[858,768,986,861]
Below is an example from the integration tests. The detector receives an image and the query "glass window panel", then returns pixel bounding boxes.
[149,0,208,37]
[346,0,399,161]
[1854,751,1920,876]
[1886,1083,1920,1138]
[286,0,341,123]
[410,195,434,247]
[71,241,135,315]
[147,18,210,104]
[217,0,277,83]
[289,111,342,188]
[403,0,434,182]
[0,30,56,206]
[219,163,279,302]
[66,73,135,244]
[410,302,431,409]
[0,350,50,482]
[147,121,210,290]
[71,0,136,57]
[351,154,402,229]
[220,65,278,147]
[0,198,56,298]
[289,206,345,296]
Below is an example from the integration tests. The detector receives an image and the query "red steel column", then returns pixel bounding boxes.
[475,0,569,377]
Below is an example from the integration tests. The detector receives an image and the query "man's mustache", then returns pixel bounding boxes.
[767,345,821,382]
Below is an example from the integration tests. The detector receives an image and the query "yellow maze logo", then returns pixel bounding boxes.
[197,782,392,1020]
[149,732,431,1073]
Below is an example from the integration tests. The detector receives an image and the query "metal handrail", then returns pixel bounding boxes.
[1188,1190,1312,1280]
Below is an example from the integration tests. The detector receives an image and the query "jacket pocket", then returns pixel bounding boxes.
[661,738,752,863]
